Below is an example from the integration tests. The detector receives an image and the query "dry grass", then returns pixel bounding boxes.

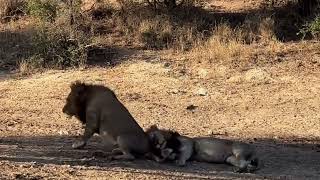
[0,0,302,74]
[189,23,247,66]
[0,19,35,73]
[187,16,279,69]
[83,0,215,50]
[18,60,36,75]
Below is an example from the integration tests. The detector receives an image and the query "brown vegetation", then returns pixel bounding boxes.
[1,0,319,73]
[0,0,25,22]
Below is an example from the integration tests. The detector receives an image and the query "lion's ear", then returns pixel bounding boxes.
[70,81,86,97]
[149,124,158,130]
[70,80,83,89]
[145,124,158,133]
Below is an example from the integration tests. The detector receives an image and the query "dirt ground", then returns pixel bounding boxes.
[1,0,320,179]
[1,47,320,179]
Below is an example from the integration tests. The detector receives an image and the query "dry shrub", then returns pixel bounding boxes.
[240,15,276,43]
[189,23,248,66]
[24,21,91,69]
[2,0,284,73]
[0,0,26,22]
[109,0,279,50]
[138,17,173,49]
[67,0,279,51]
[1,0,98,73]
[258,17,276,41]
[0,22,35,73]
[187,15,282,68]
[19,0,96,71]
[105,0,211,50]
[18,59,37,75]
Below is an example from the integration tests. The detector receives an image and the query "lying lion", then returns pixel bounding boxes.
[146,125,259,173]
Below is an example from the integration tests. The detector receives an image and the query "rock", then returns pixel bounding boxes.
[81,0,97,11]
[196,87,208,96]
[216,65,228,77]
[226,75,242,83]
[186,105,198,111]
[227,68,272,84]
[198,68,208,78]
[172,89,179,94]
[244,68,271,84]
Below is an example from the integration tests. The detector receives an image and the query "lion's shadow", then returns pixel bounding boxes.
[0,135,319,179]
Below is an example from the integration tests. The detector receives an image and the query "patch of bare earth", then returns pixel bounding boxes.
[1,44,320,179]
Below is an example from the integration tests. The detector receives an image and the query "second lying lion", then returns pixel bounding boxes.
[146,125,259,173]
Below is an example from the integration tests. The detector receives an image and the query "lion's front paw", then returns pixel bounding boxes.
[161,148,173,158]
[72,140,86,149]
[175,159,186,167]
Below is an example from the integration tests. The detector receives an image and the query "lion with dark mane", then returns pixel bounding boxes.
[62,81,156,160]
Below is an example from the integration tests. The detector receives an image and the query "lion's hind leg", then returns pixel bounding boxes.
[225,155,251,173]
[226,153,259,173]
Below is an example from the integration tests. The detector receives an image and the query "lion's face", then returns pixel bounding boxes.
[146,126,178,161]
[62,81,87,122]
[62,92,78,118]
[146,125,168,150]
[148,130,167,150]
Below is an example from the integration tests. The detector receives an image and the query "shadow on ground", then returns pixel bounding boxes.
[0,135,319,179]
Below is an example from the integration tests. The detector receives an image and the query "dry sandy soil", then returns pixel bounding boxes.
[1,0,320,179]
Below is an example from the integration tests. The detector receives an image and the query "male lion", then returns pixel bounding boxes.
[62,81,152,160]
[146,125,259,173]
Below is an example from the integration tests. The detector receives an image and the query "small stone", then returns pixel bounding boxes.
[172,89,179,94]
[244,68,271,84]
[197,88,207,96]
[186,105,198,111]
[164,62,171,67]
[198,68,208,78]
[226,75,242,83]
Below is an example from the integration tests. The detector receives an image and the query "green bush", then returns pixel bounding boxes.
[25,22,91,69]
[299,16,320,39]
[26,0,58,22]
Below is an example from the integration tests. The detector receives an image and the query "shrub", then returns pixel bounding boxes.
[112,0,211,50]
[0,0,26,22]
[23,22,92,70]
[26,0,58,22]
[299,16,320,39]
[138,19,173,49]
[189,23,247,66]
